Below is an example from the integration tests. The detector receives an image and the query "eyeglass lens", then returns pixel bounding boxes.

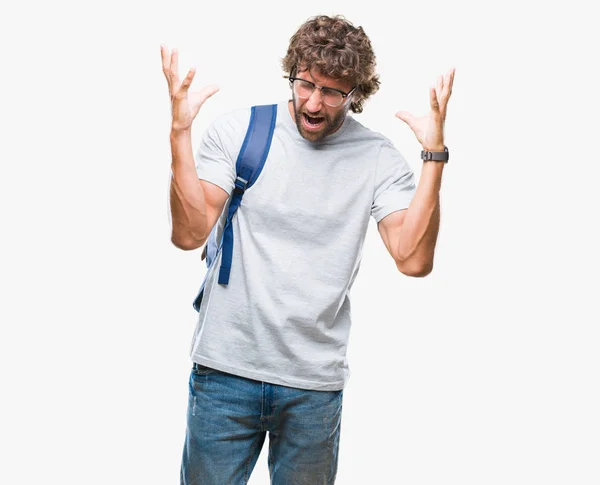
[293,79,344,107]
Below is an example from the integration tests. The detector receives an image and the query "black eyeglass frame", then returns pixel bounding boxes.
[283,75,357,106]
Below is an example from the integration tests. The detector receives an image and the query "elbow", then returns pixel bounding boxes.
[396,259,433,278]
[394,245,435,277]
[171,233,205,251]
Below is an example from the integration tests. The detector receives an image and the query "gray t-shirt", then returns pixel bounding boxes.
[190,99,416,391]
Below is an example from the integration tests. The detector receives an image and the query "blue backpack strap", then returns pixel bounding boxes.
[192,103,277,312]
[218,103,277,284]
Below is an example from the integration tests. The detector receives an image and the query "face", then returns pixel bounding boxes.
[288,67,354,142]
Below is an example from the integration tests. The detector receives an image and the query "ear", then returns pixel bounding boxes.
[349,87,362,113]
[349,98,361,114]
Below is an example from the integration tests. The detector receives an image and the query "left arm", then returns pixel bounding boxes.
[378,67,455,277]
[378,160,443,277]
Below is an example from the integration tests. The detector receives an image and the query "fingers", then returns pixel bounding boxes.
[162,45,200,99]
[395,110,415,126]
[429,86,440,112]
[161,45,219,111]
[160,44,170,73]
[179,67,196,94]
[437,68,455,116]
[169,47,180,85]
[161,44,181,94]
[160,44,172,89]
[177,73,219,105]
[198,84,220,104]
[443,68,455,98]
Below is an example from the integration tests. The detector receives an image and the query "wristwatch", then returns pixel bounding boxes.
[421,146,449,163]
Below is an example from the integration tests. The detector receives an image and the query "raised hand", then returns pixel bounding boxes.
[160,45,220,133]
[395,68,455,151]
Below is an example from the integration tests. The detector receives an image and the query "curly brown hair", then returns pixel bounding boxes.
[281,15,380,114]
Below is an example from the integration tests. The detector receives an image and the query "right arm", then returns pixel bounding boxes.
[161,45,229,251]
[169,129,229,250]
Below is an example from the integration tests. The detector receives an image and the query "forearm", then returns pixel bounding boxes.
[169,129,208,248]
[395,161,444,270]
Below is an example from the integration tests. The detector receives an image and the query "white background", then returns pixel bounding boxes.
[2,0,599,483]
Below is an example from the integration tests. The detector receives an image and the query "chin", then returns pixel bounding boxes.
[299,128,327,142]
[295,116,333,142]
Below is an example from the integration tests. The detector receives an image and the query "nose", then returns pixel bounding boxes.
[305,88,323,112]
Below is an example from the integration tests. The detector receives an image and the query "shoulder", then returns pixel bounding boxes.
[343,116,393,149]
[201,103,283,160]
[207,105,253,136]
[199,106,253,158]
[207,103,284,139]
[343,119,412,177]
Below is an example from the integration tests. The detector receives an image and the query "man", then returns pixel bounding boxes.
[162,14,454,485]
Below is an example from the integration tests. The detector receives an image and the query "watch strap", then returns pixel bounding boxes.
[421,146,449,162]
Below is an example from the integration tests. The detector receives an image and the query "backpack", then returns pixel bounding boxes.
[192,103,278,312]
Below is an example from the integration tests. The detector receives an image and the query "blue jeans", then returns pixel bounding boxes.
[181,362,344,485]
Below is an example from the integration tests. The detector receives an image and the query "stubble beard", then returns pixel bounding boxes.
[291,96,348,142]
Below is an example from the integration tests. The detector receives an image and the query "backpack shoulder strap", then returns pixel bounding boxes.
[218,103,277,284]
[192,103,277,312]
[234,103,278,191]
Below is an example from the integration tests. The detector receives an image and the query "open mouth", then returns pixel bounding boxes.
[302,113,325,130]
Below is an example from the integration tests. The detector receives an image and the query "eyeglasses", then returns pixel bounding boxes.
[284,75,356,108]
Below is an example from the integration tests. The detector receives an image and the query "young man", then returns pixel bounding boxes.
[162,14,455,485]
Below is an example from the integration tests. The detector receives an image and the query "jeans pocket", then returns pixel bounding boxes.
[191,362,216,377]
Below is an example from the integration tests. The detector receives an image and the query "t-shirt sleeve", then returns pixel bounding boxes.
[194,116,239,197]
[371,141,417,222]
